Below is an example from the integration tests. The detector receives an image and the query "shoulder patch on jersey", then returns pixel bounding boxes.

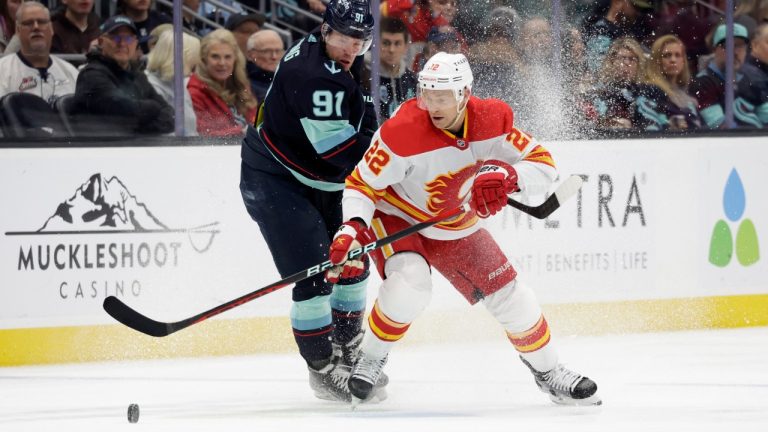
[307,34,317,43]
[324,61,342,74]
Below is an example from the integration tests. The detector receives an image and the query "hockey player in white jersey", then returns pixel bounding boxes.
[325,52,601,406]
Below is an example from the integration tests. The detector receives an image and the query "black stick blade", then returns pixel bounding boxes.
[507,175,583,219]
[103,296,172,337]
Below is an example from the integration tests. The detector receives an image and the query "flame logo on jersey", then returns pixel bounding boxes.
[424,163,481,232]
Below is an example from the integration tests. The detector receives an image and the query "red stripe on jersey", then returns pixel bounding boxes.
[321,138,357,160]
[261,129,321,180]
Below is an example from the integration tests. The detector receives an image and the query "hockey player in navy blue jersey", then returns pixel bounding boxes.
[239,0,383,402]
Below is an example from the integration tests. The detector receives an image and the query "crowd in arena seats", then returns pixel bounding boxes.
[0,0,767,140]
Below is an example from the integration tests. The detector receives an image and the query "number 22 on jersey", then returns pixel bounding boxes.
[364,139,390,175]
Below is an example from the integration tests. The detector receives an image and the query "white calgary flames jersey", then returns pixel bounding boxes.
[343,97,558,241]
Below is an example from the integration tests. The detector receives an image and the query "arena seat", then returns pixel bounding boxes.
[50,94,78,136]
[0,93,70,138]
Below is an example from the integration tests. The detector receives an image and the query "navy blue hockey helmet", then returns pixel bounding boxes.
[322,0,374,55]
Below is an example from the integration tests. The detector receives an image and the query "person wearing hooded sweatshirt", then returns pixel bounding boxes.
[362,17,417,120]
[73,15,174,136]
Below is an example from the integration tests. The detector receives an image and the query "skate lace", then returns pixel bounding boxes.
[354,355,387,383]
[334,332,364,365]
[546,365,582,393]
[329,365,351,389]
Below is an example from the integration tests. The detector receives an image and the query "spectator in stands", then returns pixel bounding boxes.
[412,25,462,72]
[199,0,244,27]
[689,23,762,128]
[360,16,417,120]
[188,29,257,137]
[646,34,702,130]
[582,0,657,72]
[145,22,172,51]
[73,15,174,135]
[656,1,714,72]
[509,17,559,135]
[146,31,200,136]
[245,29,284,104]
[739,23,768,127]
[585,37,670,130]
[471,5,520,97]
[382,0,457,64]
[306,0,327,15]
[51,0,101,54]
[562,26,593,94]
[734,0,768,37]
[182,0,206,36]
[116,0,171,54]
[1,0,21,53]
[225,12,266,56]
[0,1,79,103]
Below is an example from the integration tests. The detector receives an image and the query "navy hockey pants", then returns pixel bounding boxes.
[239,140,341,303]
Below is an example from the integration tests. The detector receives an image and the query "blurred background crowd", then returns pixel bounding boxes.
[0,0,766,140]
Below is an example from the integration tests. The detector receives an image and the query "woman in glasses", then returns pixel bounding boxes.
[584,37,671,131]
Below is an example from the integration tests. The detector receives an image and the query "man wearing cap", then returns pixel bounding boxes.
[0,1,79,103]
[582,0,657,72]
[225,12,265,57]
[50,0,102,54]
[73,15,174,136]
[116,0,171,54]
[689,23,762,128]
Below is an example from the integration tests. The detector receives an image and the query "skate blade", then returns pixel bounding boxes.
[549,393,602,406]
[351,397,363,410]
[349,388,388,408]
[313,391,352,403]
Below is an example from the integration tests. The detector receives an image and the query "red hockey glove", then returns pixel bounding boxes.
[326,220,372,284]
[470,164,519,218]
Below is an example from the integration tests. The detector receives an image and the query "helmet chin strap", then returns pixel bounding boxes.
[442,96,469,132]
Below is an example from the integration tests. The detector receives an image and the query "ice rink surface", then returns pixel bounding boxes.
[2,327,767,432]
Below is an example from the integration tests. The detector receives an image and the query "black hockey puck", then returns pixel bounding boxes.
[127,403,140,423]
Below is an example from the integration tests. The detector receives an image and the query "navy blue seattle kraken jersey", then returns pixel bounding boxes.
[244,31,375,185]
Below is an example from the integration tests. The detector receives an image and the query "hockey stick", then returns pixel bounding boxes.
[104,176,582,337]
[103,206,466,337]
[506,175,583,219]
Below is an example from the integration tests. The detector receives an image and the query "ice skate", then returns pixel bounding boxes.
[307,358,353,402]
[521,357,601,406]
[348,352,389,404]
[334,331,389,386]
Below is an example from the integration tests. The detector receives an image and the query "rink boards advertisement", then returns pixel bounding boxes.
[1,136,766,365]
